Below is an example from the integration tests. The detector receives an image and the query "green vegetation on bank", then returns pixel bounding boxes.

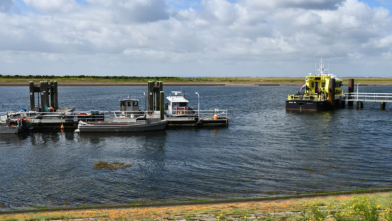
[1,75,392,84]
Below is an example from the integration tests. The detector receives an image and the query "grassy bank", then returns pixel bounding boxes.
[1,75,392,83]
[1,191,392,220]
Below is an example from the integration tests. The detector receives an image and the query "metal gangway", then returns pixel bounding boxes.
[345,93,392,109]
[346,93,392,103]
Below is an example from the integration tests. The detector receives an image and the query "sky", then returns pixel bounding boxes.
[0,0,392,77]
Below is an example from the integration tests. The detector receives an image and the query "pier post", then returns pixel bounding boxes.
[54,81,58,110]
[348,79,354,106]
[40,81,46,112]
[160,91,164,120]
[360,101,363,109]
[147,81,154,111]
[329,78,336,109]
[50,81,55,108]
[44,81,50,109]
[356,101,359,110]
[381,102,386,110]
[155,81,161,111]
[29,81,35,111]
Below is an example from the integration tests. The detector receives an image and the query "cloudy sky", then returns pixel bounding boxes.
[0,0,391,77]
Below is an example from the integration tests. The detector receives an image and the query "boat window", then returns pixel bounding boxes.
[121,102,125,107]
[322,82,325,87]
[133,101,138,106]
[179,102,187,107]
[128,102,132,106]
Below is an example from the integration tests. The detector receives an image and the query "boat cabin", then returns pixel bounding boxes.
[165,91,194,116]
[288,59,343,101]
[119,99,139,112]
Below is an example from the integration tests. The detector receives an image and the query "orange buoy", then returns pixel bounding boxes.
[214,115,218,120]
[61,124,65,130]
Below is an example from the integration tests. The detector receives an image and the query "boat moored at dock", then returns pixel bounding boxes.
[165,91,229,127]
[75,112,168,133]
[286,59,345,111]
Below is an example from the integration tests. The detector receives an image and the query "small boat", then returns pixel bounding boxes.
[0,113,32,134]
[165,91,229,127]
[75,98,168,133]
[286,59,345,111]
[75,116,168,133]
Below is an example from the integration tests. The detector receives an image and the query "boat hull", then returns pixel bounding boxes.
[76,120,168,133]
[0,126,21,134]
[285,98,345,111]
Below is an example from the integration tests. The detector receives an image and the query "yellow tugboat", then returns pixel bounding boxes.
[286,59,345,111]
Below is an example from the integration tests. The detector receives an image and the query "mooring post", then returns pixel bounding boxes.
[360,101,363,109]
[155,81,160,111]
[40,81,46,112]
[54,81,58,110]
[348,79,354,106]
[44,81,50,109]
[381,102,386,110]
[160,91,164,120]
[50,81,55,108]
[147,81,154,111]
[329,78,336,109]
[356,101,359,110]
[29,81,35,111]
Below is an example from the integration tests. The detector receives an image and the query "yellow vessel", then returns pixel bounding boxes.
[286,59,345,111]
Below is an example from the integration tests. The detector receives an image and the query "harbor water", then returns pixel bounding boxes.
[1,86,392,209]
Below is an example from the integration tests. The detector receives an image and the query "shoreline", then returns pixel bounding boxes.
[1,189,391,220]
[1,81,392,87]
[1,188,391,215]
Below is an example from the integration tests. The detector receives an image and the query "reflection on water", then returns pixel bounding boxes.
[1,86,392,209]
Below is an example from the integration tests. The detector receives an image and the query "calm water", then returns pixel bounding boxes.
[1,86,392,210]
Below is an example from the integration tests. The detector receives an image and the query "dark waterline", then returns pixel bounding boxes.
[1,86,392,210]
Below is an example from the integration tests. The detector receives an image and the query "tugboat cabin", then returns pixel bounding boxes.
[119,99,140,112]
[165,91,195,116]
[286,59,345,111]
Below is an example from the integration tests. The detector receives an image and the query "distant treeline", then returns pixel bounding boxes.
[0,75,304,82]
[0,75,187,81]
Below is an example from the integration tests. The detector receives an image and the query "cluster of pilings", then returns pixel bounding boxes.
[29,81,59,112]
[147,81,164,120]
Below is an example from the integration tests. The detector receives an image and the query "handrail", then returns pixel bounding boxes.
[345,93,392,102]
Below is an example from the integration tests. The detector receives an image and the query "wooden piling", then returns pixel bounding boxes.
[381,102,386,110]
[40,81,46,112]
[54,81,58,110]
[29,81,35,111]
[44,81,49,108]
[360,101,363,109]
[160,91,164,120]
[356,101,359,110]
[50,81,55,108]
[348,79,354,106]
[329,78,335,109]
[147,81,154,111]
[155,81,161,111]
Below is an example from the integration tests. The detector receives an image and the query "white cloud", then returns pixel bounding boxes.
[23,0,79,13]
[0,0,391,77]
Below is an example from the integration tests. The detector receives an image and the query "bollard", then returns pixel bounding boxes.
[329,79,335,109]
[381,102,386,110]
[29,81,35,111]
[54,81,58,110]
[147,81,154,111]
[50,81,55,108]
[348,79,354,106]
[160,91,164,120]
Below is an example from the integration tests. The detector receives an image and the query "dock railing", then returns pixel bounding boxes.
[346,93,392,103]
[197,110,228,119]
